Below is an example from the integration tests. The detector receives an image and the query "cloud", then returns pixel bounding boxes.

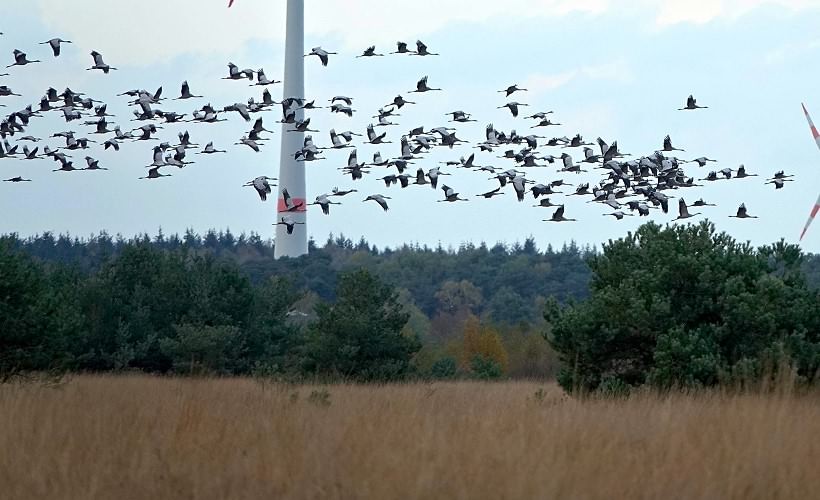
[645,0,820,27]
[763,38,820,64]
[522,61,634,94]
[652,0,724,27]
[31,0,820,67]
[306,0,610,48]
[32,0,610,66]
[34,0,282,67]
[521,72,578,93]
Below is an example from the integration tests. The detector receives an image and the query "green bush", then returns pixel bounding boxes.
[546,222,820,393]
[159,324,244,375]
[429,356,457,379]
[0,243,79,379]
[307,389,331,407]
[597,377,631,398]
[470,355,502,380]
[302,269,419,381]
[648,326,722,389]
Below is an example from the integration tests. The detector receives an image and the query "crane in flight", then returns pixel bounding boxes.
[678,95,708,111]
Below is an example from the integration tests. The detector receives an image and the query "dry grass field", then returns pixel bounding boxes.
[1,376,818,500]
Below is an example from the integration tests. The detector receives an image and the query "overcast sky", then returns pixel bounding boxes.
[2,0,820,251]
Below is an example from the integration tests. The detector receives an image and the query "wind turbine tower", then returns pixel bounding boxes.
[272,0,308,258]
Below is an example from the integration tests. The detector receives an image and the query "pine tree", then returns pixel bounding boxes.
[303,269,418,381]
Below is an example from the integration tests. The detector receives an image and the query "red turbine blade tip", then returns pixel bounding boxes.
[228,0,235,6]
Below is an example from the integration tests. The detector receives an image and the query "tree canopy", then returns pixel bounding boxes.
[546,222,820,393]
[303,269,419,381]
[4,225,820,387]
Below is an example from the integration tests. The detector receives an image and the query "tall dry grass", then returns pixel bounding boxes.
[1,375,818,500]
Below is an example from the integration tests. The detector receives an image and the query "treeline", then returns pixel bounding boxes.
[1,241,295,377]
[1,230,595,324]
[0,231,571,380]
[11,229,820,314]
[3,225,820,388]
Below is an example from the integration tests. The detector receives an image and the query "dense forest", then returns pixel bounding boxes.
[1,229,593,380]
[2,225,820,386]
[2,229,596,323]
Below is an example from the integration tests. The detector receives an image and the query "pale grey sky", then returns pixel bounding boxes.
[2,0,820,250]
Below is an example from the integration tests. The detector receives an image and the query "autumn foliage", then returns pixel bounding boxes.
[460,315,509,377]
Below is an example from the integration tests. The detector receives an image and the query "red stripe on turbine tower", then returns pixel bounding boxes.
[277,197,307,213]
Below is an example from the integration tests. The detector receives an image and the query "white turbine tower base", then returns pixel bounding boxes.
[274,0,308,258]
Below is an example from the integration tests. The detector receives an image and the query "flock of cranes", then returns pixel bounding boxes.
[0,29,799,239]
